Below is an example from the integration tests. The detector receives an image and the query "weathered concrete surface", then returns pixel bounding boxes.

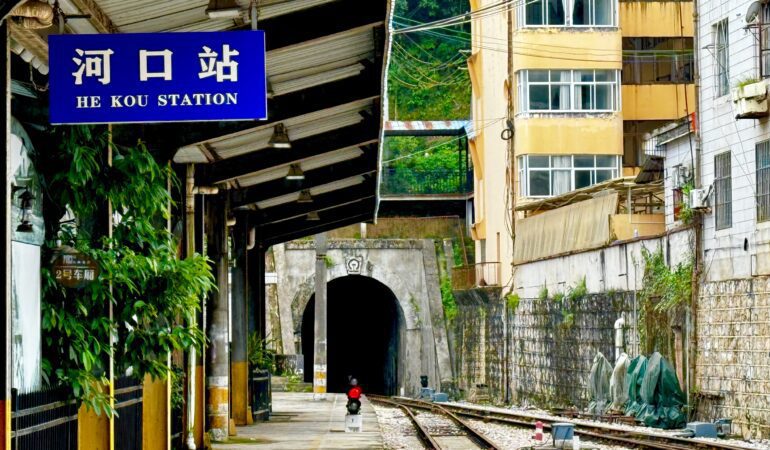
[272,239,452,397]
[211,393,382,449]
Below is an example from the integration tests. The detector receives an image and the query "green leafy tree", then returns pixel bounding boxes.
[39,126,213,415]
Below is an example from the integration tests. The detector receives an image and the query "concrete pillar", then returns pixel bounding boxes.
[1,21,10,449]
[207,197,229,441]
[230,212,249,425]
[313,233,328,400]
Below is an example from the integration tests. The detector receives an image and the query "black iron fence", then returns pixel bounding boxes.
[381,168,473,196]
[11,386,77,450]
[115,377,143,450]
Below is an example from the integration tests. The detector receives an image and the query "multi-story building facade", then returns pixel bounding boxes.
[694,0,770,437]
[468,0,695,289]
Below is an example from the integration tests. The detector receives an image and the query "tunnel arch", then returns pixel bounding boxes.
[293,262,421,331]
[300,275,406,395]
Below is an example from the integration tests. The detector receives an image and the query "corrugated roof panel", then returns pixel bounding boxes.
[95,0,343,33]
[234,146,364,187]
[174,98,374,163]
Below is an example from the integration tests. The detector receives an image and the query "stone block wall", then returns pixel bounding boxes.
[452,288,506,402]
[510,293,634,408]
[696,276,770,439]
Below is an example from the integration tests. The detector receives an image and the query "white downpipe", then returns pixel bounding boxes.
[614,317,625,362]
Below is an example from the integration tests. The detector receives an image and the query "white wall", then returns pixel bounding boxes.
[697,0,770,281]
[513,229,693,298]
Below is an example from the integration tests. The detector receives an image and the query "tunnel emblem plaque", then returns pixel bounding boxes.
[346,257,363,275]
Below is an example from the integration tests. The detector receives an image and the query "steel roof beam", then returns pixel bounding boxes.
[199,122,379,184]
[257,179,376,224]
[230,153,377,208]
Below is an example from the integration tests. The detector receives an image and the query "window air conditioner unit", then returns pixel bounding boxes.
[689,188,710,210]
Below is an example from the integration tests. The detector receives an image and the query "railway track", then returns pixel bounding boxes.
[368,395,501,449]
[369,395,754,450]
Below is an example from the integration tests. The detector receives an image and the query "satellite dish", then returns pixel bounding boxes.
[747,1,762,24]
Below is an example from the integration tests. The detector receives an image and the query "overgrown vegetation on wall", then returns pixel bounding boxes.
[38,126,213,415]
[638,247,693,359]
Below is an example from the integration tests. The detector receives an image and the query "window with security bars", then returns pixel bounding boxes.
[714,152,732,230]
[714,19,730,97]
[757,141,770,222]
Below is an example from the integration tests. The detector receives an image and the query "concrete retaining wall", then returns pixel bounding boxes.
[697,276,770,439]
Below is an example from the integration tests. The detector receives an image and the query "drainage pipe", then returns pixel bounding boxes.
[614,317,625,362]
[185,164,197,450]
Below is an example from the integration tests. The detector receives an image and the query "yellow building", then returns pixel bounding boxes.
[468,0,694,285]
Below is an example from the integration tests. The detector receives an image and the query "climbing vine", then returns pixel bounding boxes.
[39,126,214,415]
[637,247,693,356]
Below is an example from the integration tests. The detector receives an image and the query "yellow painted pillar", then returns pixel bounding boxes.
[142,375,169,450]
[78,405,110,450]
[231,212,250,426]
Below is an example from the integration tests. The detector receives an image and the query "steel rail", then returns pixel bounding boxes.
[378,396,751,450]
[368,396,443,450]
[369,395,501,450]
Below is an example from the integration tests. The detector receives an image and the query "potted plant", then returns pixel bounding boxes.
[732,76,768,119]
[248,334,276,421]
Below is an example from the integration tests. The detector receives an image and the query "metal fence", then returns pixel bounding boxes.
[381,168,473,196]
[451,262,501,290]
[11,386,78,450]
[115,377,143,450]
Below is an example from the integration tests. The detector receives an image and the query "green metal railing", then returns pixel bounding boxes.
[381,168,473,196]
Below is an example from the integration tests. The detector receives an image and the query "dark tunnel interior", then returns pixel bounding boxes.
[302,275,401,395]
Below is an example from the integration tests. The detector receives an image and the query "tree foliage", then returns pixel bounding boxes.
[39,126,213,415]
[389,0,470,120]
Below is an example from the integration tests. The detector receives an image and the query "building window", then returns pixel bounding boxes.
[714,19,730,97]
[525,0,565,26]
[757,141,770,222]
[520,0,615,27]
[622,38,694,84]
[714,152,732,230]
[517,154,620,197]
[518,69,619,113]
[673,187,684,222]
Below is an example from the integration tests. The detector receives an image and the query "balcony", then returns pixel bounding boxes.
[380,168,473,198]
[451,262,501,290]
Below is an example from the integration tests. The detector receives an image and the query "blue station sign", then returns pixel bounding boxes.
[49,31,267,124]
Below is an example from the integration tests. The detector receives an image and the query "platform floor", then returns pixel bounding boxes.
[212,392,383,449]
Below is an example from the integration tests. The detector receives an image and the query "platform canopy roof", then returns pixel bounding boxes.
[7,0,391,246]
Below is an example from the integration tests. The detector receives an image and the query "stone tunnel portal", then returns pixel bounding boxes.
[301,275,404,395]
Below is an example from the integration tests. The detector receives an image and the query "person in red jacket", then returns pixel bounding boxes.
[346,378,362,414]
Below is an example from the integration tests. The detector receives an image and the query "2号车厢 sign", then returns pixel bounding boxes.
[48,31,267,124]
[52,251,100,289]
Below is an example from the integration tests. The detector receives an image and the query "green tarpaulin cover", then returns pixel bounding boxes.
[624,352,686,429]
[587,352,613,415]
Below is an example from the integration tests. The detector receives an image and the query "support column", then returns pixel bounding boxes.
[313,233,328,400]
[1,20,10,450]
[207,196,229,441]
[230,212,249,425]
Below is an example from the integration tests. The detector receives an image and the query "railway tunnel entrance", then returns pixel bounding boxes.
[301,275,404,395]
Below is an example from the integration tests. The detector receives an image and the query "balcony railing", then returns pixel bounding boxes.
[381,168,473,196]
[451,262,501,290]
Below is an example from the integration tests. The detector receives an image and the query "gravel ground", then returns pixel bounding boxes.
[466,418,633,450]
[448,401,769,450]
[371,403,427,450]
